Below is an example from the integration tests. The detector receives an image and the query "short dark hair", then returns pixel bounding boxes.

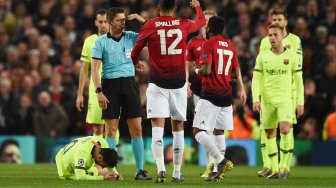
[268,23,284,32]
[271,9,288,20]
[159,0,176,12]
[96,9,107,18]
[107,7,124,21]
[207,16,225,35]
[100,148,118,168]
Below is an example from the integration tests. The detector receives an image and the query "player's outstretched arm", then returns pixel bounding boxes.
[188,0,206,32]
[190,0,200,8]
[127,13,146,24]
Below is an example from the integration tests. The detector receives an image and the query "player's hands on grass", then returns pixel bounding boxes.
[296,105,304,117]
[135,61,145,72]
[76,95,84,111]
[190,0,200,8]
[104,173,123,180]
[97,93,109,110]
[253,102,261,112]
[104,173,122,180]
[127,13,146,24]
[114,174,123,180]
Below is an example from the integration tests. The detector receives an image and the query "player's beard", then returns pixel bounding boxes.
[100,28,108,34]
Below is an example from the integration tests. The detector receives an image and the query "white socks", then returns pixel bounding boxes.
[172,131,184,178]
[205,132,216,166]
[215,134,226,156]
[152,127,165,173]
[213,134,226,172]
[195,131,224,164]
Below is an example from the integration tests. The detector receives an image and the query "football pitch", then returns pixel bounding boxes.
[0,164,336,188]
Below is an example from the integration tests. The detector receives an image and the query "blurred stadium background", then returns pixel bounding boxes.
[0,0,336,170]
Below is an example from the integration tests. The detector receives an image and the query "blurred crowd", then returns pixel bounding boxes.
[0,0,335,140]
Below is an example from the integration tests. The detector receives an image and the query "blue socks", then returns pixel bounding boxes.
[131,137,144,172]
[106,137,116,149]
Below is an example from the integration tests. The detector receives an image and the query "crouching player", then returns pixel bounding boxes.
[55,136,122,180]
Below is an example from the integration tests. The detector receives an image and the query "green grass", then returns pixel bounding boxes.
[0,164,336,187]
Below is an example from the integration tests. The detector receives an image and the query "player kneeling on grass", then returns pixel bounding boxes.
[55,136,122,180]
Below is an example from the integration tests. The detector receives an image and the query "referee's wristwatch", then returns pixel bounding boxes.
[95,87,102,93]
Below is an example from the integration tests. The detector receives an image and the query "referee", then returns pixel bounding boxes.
[91,7,150,180]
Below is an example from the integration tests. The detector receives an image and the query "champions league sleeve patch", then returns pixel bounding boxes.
[77,159,85,167]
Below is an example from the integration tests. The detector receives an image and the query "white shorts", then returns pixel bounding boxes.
[193,94,200,107]
[193,99,233,131]
[146,83,187,121]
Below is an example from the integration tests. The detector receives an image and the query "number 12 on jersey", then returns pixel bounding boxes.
[217,49,233,75]
[157,29,182,55]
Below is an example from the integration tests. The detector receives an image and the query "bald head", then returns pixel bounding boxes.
[38,91,51,107]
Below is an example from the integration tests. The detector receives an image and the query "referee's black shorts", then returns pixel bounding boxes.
[101,77,143,119]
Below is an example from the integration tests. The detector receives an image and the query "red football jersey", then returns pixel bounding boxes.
[185,35,205,96]
[200,35,239,102]
[131,6,206,89]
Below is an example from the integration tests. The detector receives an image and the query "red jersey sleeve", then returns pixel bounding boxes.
[183,6,206,33]
[200,41,212,65]
[131,22,150,65]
